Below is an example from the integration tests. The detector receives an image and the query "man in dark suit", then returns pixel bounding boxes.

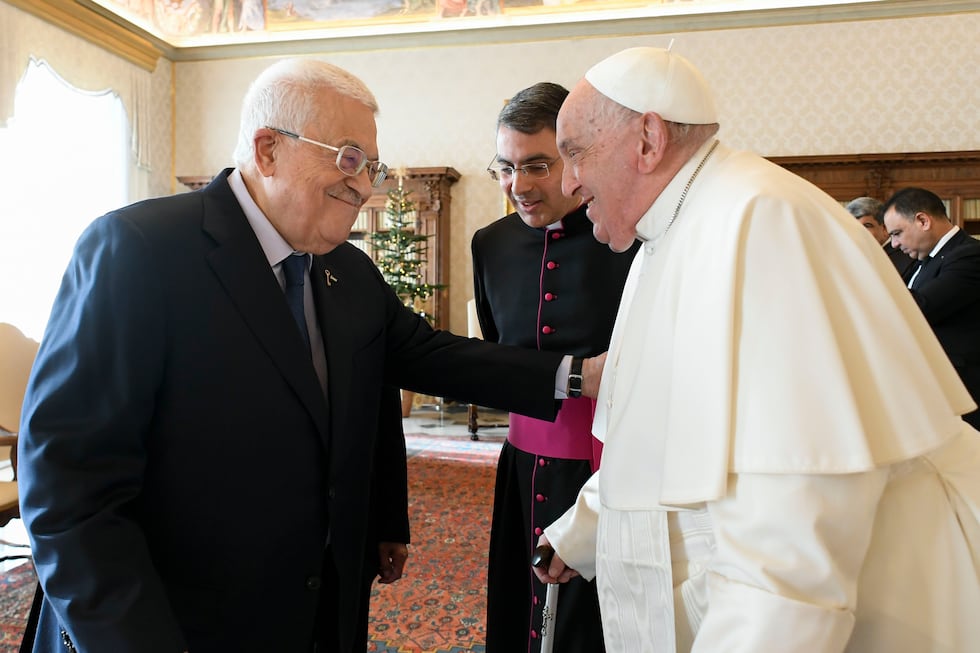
[846,195,916,277]
[883,186,980,428]
[17,58,597,653]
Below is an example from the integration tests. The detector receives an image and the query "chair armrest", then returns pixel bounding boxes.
[0,433,18,480]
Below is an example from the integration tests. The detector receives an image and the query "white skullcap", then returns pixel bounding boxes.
[585,47,718,124]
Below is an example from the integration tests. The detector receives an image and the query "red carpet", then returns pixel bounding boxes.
[0,560,34,651]
[0,432,501,652]
[368,432,499,652]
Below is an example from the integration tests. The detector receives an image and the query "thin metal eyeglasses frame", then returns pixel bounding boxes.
[486,156,559,182]
[268,126,388,188]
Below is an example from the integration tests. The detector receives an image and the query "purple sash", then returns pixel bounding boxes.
[509,396,603,471]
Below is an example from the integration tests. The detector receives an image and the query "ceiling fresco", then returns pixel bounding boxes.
[90,0,885,48]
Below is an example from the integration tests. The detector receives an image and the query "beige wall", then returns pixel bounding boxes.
[175,11,980,332]
[7,3,979,333]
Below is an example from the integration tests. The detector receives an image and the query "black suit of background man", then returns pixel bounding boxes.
[884,187,980,429]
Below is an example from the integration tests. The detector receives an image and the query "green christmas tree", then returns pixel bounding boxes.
[368,181,445,325]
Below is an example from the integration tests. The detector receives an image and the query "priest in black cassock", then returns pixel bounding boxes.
[472,82,639,652]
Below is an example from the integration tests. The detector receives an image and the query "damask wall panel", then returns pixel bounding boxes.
[147,61,173,199]
[5,3,978,332]
[168,10,979,331]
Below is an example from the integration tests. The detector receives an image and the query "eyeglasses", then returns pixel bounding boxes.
[486,156,558,182]
[268,127,389,188]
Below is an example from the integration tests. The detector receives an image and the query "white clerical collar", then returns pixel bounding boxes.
[635,138,722,251]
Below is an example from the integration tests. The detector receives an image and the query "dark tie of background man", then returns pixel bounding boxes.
[283,252,311,352]
[910,255,932,290]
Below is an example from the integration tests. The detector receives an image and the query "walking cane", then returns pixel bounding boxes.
[531,544,559,653]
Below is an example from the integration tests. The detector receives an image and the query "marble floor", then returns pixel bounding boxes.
[403,402,508,439]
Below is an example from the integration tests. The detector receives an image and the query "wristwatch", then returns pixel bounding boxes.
[568,356,584,398]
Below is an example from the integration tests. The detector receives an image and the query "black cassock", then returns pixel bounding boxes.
[472,207,639,652]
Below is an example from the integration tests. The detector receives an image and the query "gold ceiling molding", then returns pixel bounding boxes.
[4,0,164,71]
[106,0,980,61]
[5,0,980,64]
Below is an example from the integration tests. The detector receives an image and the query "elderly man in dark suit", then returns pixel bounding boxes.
[18,58,598,653]
[845,195,916,277]
[883,186,980,429]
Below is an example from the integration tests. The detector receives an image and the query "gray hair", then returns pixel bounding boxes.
[232,58,379,168]
[846,196,885,224]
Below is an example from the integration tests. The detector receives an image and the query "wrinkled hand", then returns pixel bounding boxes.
[377,541,408,584]
[531,535,580,585]
[581,352,606,399]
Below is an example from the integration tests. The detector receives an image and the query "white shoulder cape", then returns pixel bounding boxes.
[593,142,975,508]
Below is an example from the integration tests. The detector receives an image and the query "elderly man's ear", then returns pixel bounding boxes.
[638,112,668,172]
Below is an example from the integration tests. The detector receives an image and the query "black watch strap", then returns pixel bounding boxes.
[568,356,584,398]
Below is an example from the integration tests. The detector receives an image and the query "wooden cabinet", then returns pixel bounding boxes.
[768,151,980,235]
[349,167,460,329]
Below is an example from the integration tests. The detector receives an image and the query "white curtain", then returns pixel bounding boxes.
[0,2,154,171]
[0,60,129,340]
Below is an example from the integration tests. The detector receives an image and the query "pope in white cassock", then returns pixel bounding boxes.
[534,46,980,652]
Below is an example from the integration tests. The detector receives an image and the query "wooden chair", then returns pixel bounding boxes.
[0,322,40,529]
[0,433,18,528]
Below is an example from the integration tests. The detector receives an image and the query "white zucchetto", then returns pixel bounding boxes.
[585,47,718,125]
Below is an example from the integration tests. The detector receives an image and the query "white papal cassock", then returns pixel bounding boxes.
[544,139,980,653]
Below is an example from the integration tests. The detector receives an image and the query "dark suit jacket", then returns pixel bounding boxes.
[351,385,409,653]
[18,170,562,653]
[909,229,980,428]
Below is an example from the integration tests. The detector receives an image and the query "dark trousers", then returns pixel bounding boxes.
[312,552,343,652]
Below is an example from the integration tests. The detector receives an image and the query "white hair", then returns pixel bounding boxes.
[232,58,379,168]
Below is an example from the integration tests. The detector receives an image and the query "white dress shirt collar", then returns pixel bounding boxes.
[227,168,302,267]
[929,225,960,258]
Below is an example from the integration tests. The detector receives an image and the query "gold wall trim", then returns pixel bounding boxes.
[98,0,980,61]
[4,0,165,72]
[6,0,979,64]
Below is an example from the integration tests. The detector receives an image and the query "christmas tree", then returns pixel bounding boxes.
[368,176,445,325]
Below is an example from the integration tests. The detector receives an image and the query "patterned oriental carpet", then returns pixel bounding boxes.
[0,432,502,653]
[0,559,34,651]
[367,432,501,653]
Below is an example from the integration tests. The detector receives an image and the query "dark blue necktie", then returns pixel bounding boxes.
[282,253,311,352]
[911,255,932,290]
